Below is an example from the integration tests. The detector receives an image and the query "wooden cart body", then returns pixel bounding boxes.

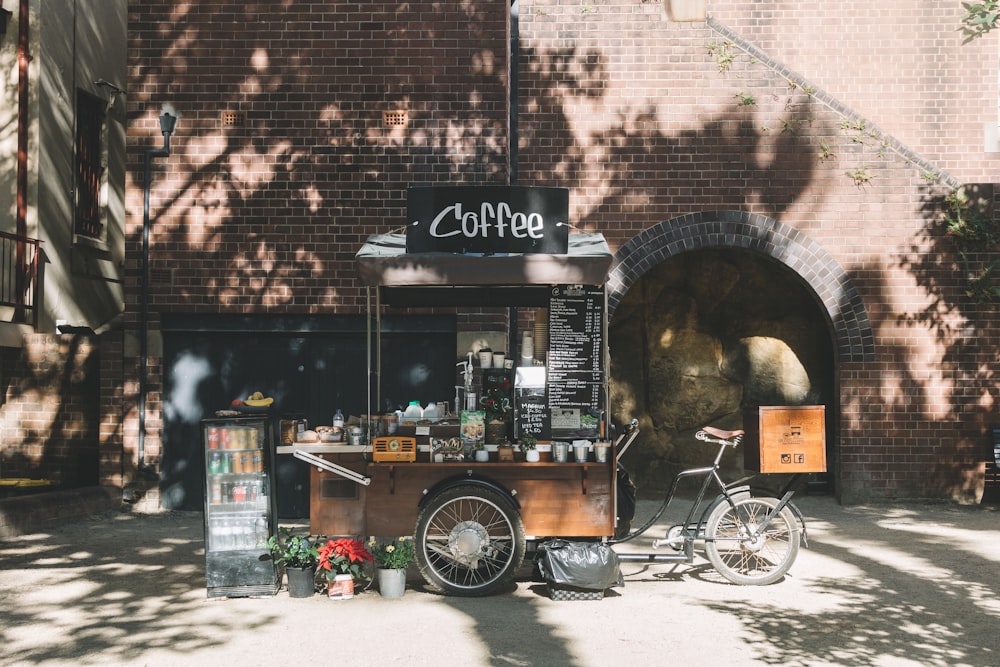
[284,223,617,595]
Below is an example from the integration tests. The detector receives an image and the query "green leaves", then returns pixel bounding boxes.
[960,1,1000,43]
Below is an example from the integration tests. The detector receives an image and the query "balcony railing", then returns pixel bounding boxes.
[0,230,43,329]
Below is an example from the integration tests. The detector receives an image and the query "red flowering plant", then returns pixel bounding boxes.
[481,379,513,422]
[316,537,373,582]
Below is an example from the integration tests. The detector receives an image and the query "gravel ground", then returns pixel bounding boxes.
[1,494,998,667]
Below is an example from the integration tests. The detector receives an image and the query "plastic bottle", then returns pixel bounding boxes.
[333,409,344,428]
[423,402,439,420]
[402,401,423,422]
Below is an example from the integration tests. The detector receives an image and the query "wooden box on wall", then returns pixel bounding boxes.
[743,406,827,474]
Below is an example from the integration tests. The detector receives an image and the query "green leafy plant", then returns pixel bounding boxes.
[848,166,874,188]
[735,91,756,106]
[519,433,538,454]
[960,1,1000,42]
[369,537,416,570]
[944,188,1000,249]
[706,41,737,72]
[317,537,373,581]
[266,527,319,569]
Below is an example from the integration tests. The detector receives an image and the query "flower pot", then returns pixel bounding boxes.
[285,566,315,598]
[474,449,490,462]
[377,567,407,599]
[327,573,355,600]
[525,449,540,463]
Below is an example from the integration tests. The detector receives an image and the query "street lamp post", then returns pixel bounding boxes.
[138,109,177,478]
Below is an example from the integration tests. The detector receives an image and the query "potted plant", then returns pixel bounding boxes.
[317,536,373,599]
[471,439,490,462]
[369,537,416,598]
[266,527,319,598]
[519,433,540,462]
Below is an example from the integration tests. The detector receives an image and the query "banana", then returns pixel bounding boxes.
[245,394,273,407]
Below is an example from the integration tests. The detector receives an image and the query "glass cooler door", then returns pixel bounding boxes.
[202,416,279,598]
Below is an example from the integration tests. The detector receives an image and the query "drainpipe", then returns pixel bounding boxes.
[138,109,177,479]
[507,1,520,362]
[14,0,28,321]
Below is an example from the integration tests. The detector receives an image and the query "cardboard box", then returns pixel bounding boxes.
[743,406,827,473]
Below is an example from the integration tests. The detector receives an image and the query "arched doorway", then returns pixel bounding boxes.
[606,211,875,498]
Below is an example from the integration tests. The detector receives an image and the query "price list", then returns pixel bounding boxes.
[547,285,604,409]
[515,391,550,441]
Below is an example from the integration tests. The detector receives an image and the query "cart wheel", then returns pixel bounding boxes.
[704,495,800,586]
[414,484,526,597]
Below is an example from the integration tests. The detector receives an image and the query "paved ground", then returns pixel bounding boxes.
[1,494,998,667]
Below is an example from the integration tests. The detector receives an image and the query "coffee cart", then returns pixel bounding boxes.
[279,186,630,596]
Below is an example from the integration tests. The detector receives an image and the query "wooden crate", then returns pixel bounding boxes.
[743,406,827,473]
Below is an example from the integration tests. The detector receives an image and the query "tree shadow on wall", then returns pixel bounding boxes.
[898,184,1000,497]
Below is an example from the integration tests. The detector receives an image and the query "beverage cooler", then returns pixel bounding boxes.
[202,415,280,598]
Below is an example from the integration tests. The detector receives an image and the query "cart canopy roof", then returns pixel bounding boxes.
[356,232,612,289]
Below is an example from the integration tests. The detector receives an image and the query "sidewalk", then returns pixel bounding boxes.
[1,495,998,667]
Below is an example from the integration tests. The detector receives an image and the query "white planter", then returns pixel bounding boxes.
[525,449,540,462]
[378,568,407,598]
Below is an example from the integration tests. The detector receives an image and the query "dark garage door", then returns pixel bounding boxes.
[160,314,456,516]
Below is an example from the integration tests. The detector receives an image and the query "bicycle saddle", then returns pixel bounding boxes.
[700,425,745,440]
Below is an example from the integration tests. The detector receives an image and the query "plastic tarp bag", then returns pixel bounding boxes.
[536,539,624,591]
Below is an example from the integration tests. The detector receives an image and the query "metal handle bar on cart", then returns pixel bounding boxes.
[293,449,371,486]
[615,418,641,457]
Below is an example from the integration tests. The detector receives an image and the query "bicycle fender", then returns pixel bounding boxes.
[417,474,521,511]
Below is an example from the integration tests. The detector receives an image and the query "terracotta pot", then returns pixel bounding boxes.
[327,573,354,599]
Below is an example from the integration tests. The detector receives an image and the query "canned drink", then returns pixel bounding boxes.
[219,428,230,449]
[211,480,222,504]
[232,483,246,503]
[208,451,221,474]
[252,451,262,472]
[247,428,259,449]
[221,452,231,474]
[207,427,220,449]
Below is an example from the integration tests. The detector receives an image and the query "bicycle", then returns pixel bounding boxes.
[610,420,806,585]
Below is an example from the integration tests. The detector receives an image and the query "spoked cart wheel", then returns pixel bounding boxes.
[704,495,800,585]
[414,484,526,596]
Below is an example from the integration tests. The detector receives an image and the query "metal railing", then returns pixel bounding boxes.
[0,230,42,329]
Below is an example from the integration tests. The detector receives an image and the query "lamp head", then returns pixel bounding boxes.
[159,111,177,137]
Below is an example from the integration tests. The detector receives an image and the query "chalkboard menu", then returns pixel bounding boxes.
[515,390,550,442]
[547,285,604,411]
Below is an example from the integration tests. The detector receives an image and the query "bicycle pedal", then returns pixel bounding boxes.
[650,539,665,549]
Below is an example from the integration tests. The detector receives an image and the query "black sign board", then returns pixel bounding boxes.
[516,390,551,442]
[406,185,569,254]
[547,285,605,411]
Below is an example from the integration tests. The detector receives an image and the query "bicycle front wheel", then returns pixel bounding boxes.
[704,495,800,585]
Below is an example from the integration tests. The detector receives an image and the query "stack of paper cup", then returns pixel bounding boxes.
[521,332,534,366]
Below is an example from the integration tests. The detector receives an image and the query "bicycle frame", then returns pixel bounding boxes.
[610,427,806,565]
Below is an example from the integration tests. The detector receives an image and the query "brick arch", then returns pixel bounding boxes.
[606,211,875,363]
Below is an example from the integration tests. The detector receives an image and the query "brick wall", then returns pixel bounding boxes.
[0,334,101,489]
[124,0,511,478]
[517,1,1000,501]
[121,1,1000,502]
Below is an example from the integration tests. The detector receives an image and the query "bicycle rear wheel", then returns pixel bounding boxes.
[704,495,800,585]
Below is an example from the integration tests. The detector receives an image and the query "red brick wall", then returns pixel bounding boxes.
[0,334,101,489]
[516,1,1000,501]
[121,1,1000,502]
[124,1,511,476]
